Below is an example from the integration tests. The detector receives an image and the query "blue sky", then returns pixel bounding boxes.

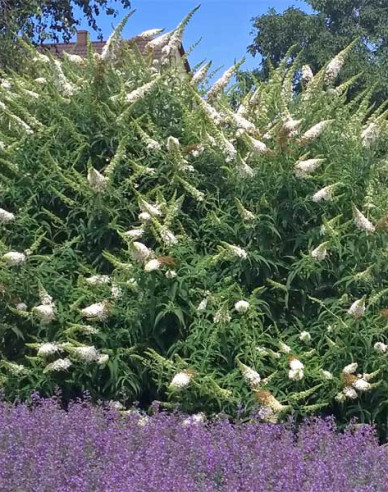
[74,0,311,73]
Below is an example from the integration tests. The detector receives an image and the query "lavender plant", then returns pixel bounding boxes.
[1,11,388,427]
[0,396,387,491]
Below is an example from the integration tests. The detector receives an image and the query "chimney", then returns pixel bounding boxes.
[76,30,88,46]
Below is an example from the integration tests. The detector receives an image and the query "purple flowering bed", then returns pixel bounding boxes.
[0,397,386,491]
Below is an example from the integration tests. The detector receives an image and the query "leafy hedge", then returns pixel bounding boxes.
[1,13,388,427]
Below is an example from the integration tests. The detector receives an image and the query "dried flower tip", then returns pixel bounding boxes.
[0,208,15,223]
[170,370,192,389]
[85,275,111,286]
[2,251,26,266]
[343,386,358,399]
[289,368,304,381]
[87,168,107,192]
[343,362,358,374]
[374,342,387,354]
[311,242,328,261]
[44,358,72,372]
[299,331,311,343]
[144,259,162,272]
[294,158,325,178]
[132,242,153,262]
[234,300,250,313]
[72,345,100,362]
[255,390,287,413]
[347,298,365,319]
[353,206,375,233]
[37,343,61,357]
[81,301,110,320]
[33,304,56,323]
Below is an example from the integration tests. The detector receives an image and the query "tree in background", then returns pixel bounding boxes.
[0,0,131,69]
[248,0,388,105]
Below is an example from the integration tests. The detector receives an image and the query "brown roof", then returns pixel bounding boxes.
[39,30,190,71]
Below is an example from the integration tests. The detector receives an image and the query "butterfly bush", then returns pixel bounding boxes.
[0,396,387,491]
[1,10,388,427]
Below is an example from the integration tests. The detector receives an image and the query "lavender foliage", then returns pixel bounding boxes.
[0,396,387,491]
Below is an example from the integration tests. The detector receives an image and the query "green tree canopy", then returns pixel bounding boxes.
[248,0,388,104]
[0,0,131,69]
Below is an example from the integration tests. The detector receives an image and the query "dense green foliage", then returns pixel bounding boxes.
[0,0,131,69]
[248,0,388,105]
[1,15,388,429]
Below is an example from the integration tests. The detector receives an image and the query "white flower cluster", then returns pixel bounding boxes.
[207,64,236,100]
[81,301,110,320]
[374,342,388,354]
[361,122,379,147]
[299,120,331,144]
[347,298,365,318]
[324,55,344,83]
[126,79,158,105]
[160,227,178,245]
[353,206,375,233]
[234,300,249,313]
[37,343,61,357]
[311,243,328,261]
[124,228,145,240]
[238,160,256,179]
[191,63,211,86]
[288,358,304,381]
[85,275,111,286]
[182,413,206,426]
[139,198,163,217]
[144,258,161,272]
[87,168,108,192]
[301,65,314,84]
[135,28,164,41]
[226,244,248,259]
[33,304,56,323]
[299,331,311,343]
[44,358,72,372]
[294,158,325,178]
[2,251,26,266]
[312,185,335,202]
[213,307,231,324]
[169,371,192,389]
[240,362,261,388]
[72,345,107,364]
[247,136,269,154]
[132,242,153,262]
[0,208,15,223]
